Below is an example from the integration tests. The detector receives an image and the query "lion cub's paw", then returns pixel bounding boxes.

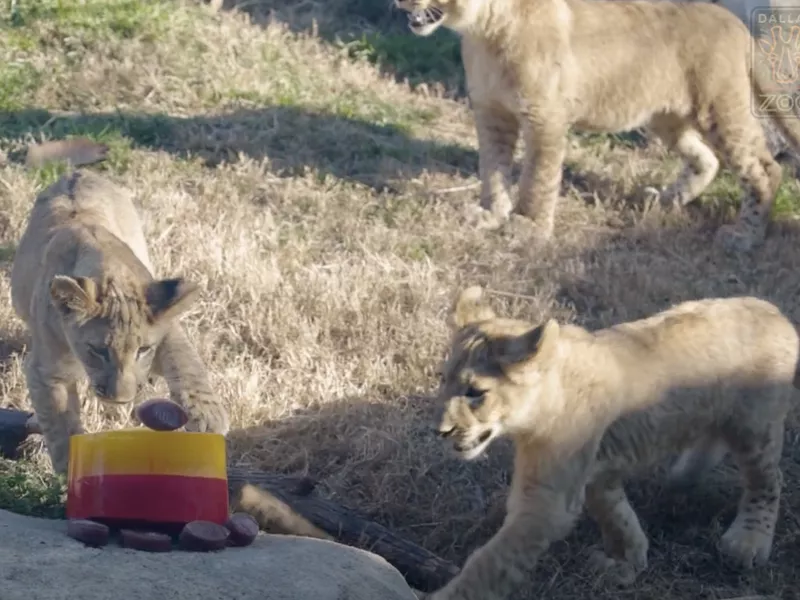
[464,204,509,231]
[183,403,230,436]
[636,186,667,211]
[587,547,642,587]
[713,224,762,255]
[719,525,774,570]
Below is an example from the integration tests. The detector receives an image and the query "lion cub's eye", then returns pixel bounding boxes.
[463,385,485,399]
[136,345,153,359]
[87,344,110,361]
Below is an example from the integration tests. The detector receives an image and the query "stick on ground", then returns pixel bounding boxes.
[227,471,460,592]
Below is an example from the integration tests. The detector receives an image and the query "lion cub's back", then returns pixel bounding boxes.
[24,169,153,273]
[618,296,799,385]
[11,170,156,323]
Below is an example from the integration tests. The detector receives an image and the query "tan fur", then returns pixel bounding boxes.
[9,169,230,475]
[394,0,800,254]
[425,286,799,599]
[230,483,333,540]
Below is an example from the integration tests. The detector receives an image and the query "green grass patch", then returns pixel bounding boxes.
[5,0,171,42]
[773,178,800,218]
[220,87,439,131]
[343,30,464,91]
[701,167,800,219]
[1,108,170,156]
[0,62,43,111]
[0,458,65,520]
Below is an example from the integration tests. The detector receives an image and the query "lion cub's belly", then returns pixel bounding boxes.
[571,105,657,134]
[592,402,721,477]
[468,65,667,134]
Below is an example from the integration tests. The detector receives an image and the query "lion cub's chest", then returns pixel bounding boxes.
[462,38,527,112]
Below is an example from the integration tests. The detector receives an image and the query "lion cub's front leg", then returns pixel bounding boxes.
[467,105,519,230]
[150,325,230,435]
[584,476,649,586]
[23,350,85,476]
[429,485,584,600]
[514,108,568,239]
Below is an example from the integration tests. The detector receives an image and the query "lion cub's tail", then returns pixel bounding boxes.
[230,482,333,541]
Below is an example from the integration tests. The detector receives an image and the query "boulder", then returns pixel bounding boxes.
[0,509,418,600]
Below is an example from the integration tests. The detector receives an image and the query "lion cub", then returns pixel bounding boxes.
[394,0,800,254]
[10,170,229,475]
[427,287,798,600]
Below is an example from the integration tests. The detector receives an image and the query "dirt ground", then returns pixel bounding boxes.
[1,1,799,598]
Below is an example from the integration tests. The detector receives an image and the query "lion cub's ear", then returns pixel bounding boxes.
[451,285,496,328]
[489,318,560,366]
[50,275,99,317]
[144,278,201,323]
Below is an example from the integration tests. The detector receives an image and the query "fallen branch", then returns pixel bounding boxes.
[227,472,460,592]
[0,406,459,592]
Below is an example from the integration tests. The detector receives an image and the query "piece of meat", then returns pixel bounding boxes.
[179,520,230,552]
[66,519,110,547]
[224,513,259,547]
[135,398,189,431]
[120,529,173,552]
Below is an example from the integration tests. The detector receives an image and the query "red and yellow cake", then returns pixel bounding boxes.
[66,429,228,528]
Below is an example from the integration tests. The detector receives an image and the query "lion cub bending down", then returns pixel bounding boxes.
[10,170,230,475]
[394,0,800,254]
[426,287,799,600]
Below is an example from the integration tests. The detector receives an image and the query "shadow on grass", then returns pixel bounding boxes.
[225,391,800,599]
[0,107,478,193]
[207,0,467,96]
[223,216,800,598]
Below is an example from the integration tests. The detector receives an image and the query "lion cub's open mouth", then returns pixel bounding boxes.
[407,7,445,35]
[452,429,494,460]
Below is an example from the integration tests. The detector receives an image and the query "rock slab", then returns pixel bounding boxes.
[0,508,418,600]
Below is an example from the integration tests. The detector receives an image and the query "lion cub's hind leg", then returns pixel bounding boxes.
[647,116,720,209]
[719,420,785,569]
[584,475,649,586]
[707,104,784,254]
[467,105,520,229]
[513,112,569,239]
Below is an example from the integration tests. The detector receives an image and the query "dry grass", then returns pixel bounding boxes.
[1,1,800,598]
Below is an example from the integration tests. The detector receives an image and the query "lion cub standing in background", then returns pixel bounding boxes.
[10,169,230,475]
[424,287,799,600]
[394,0,800,254]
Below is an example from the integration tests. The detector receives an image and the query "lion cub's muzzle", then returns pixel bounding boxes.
[439,425,493,454]
[91,374,140,405]
[393,0,445,35]
[437,398,500,461]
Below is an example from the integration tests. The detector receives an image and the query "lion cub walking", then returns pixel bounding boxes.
[395,0,800,253]
[10,170,230,475]
[427,287,799,600]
